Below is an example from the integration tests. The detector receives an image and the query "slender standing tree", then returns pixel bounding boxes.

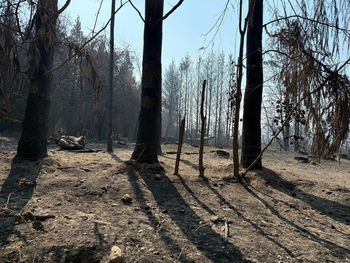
[241,0,263,169]
[107,0,116,152]
[131,0,184,163]
[163,60,180,138]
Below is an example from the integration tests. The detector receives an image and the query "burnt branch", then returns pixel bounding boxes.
[129,0,145,23]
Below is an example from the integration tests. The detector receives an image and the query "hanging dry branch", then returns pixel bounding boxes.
[241,56,350,177]
[265,6,350,159]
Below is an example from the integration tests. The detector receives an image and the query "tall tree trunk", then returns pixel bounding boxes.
[199,80,206,177]
[131,0,163,163]
[107,0,116,152]
[294,94,300,152]
[284,93,290,151]
[294,74,300,152]
[16,0,58,160]
[241,0,263,169]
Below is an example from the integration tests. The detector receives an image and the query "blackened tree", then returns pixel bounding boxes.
[241,0,263,169]
[16,0,63,160]
[131,0,184,163]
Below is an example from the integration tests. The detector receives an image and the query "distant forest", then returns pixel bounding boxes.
[0,16,140,141]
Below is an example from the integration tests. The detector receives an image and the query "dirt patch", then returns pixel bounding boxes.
[0,136,349,262]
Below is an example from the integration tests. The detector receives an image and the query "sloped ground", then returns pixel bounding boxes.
[0,135,349,262]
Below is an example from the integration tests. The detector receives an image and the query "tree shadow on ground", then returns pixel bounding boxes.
[127,166,252,263]
[177,171,297,259]
[108,151,123,163]
[180,159,199,170]
[254,167,350,225]
[177,158,350,259]
[204,177,350,259]
[0,158,41,245]
[239,168,350,257]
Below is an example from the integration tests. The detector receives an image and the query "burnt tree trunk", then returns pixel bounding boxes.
[131,0,163,163]
[174,117,185,175]
[241,0,263,169]
[107,0,116,152]
[16,0,58,160]
[284,93,290,151]
[199,80,206,178]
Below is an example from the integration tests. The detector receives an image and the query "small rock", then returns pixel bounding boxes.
[143,205,150,210]
[122,194,132,204]
[110,246,122,263]
[32,220,44,231]
[154,174,162,180]
[153,251,160,255]
[210,215,220,223]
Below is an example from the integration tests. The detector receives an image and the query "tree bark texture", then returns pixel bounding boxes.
[16,0,58,160]
[131,0,163,163]
[107,0,116,152]
[199,80,206,177]
[174,117,185,175]
[241,0,263,169]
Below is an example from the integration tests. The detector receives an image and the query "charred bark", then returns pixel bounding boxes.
[241,0,263,169]
[16,0,58,160]
[131,0,163,163]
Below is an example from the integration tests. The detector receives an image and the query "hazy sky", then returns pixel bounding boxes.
[60,0,239,75]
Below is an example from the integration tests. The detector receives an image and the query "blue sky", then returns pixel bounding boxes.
[60,0,239,74]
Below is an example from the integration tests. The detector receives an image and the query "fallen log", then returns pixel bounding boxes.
[50,135,95,152]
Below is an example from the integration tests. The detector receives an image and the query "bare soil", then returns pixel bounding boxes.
[0,135,349,263]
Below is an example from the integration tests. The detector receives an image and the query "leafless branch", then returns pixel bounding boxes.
[129,0,145,23]
[262,49,294,59]
[263,14,350,35]
[200,0,231,50]
[58,0,71,15]
[91,0,104,35]
[157,0,184,23]
[45,1,128,75]
[15,1,25,43]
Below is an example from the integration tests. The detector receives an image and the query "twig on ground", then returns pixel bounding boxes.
[177,225,203,260]
[6,193,12,208]
[224,218,229,242]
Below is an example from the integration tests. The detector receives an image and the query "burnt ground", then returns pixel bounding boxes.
[0,135,349,262]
